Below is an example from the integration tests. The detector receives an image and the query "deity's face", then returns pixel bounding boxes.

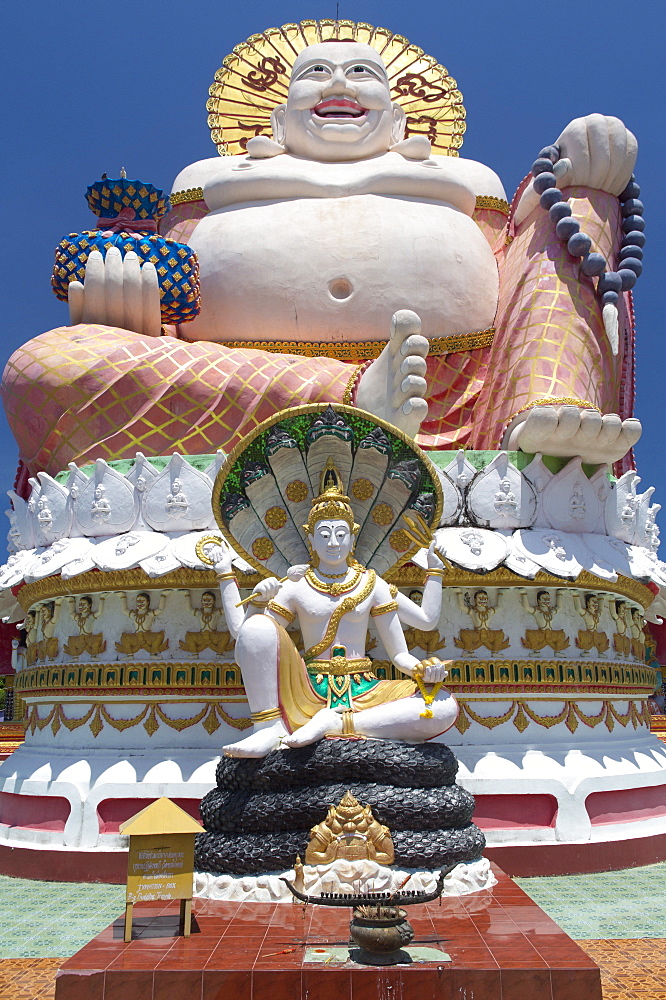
[586,595,599,613]
[309,518,354,568]
[78,598,92,616]
[40,605,52,625]
[474,591,489,608]
[173,480,181,491]
[632,608,642,624]
[136,594,150,612]
[201,592,216,610]
[94,486,104,500]
[537,592,551,610]
[273,41,405,162]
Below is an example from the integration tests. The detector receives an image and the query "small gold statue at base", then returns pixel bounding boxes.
[305,791,394,865]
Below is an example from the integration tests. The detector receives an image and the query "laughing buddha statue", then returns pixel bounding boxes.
[2,23,641,482]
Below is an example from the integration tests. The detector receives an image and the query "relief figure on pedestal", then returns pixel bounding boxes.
[34,601,61,662]
[178,590,234,656]
[115,592,169,657]
[630,607,647,662]
[609,599,632,658]
[520,589,570,653]
[23,610,38,667]
[63,596,107,658]
[453,589,509,654]
[574,593,610,654]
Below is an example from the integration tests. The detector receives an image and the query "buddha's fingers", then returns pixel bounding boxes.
[81,250,106,324]
[122,252,143,334]
[104,247,125,329]
[68,280,84,325]
[141,262,161,338]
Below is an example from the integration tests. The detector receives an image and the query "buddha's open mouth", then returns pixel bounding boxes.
[312,99,367,121]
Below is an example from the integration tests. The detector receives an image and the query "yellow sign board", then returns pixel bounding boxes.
[126,832,195,903]
[120,797,204,941]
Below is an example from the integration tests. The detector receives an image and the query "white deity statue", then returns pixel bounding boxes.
[209,481,457,758]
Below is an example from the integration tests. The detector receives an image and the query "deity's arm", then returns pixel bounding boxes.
[395,578,441,629]
[263,580,297,628]
[217,577,245,639]
[155,593,168,615]
[372,608,420,678]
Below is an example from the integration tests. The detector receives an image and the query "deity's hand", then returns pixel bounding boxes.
[207,543,233,576]
[355,310,429,439]
[554,115,637,197]
[67,247,162,338]
[252,576,281,603]
[425,541,444,572]
[415,657,449,683]
[286,564,308,581]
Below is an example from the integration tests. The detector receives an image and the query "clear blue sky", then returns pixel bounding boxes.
[1,0,664,557]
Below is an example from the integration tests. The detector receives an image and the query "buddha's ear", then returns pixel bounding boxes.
[271,105,287,146]
[390,104,407,145]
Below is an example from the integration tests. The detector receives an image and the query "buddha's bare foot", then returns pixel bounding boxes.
[282,708,343,747]
[223,721,288,758]
[504,405,641,465]
[355,310,428,438]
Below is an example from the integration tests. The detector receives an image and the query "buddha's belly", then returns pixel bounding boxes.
[185,196,499,344]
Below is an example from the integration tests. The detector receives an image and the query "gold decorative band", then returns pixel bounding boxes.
[251,706,283,723]
[342,364,365,405]
[370,600,399,617]
[455,698,650,735]
[475,195,511,214]
[267,601,296,623]
[342,710,356,736]
[170,187,204,206]
[513,397,597,418]
[368,656,657,695]
[215,329,495,362]
[308,657,374,677]
[16,654,655,699]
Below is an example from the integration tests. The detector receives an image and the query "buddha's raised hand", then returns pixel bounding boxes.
[355,310,429,439]
[67,247,162,338]
[553,115,637,196]
[515,114,637,226]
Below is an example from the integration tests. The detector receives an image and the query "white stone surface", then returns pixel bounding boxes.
[193,858,497,903]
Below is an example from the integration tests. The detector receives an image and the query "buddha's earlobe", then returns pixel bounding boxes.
[270,106,288,148]
[246,136,286,158]
[389,104,407,147]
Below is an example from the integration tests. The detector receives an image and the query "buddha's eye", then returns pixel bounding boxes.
[312,65,326,72]
[351,65,368,73]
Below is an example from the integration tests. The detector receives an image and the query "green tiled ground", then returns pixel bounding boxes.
[1,864,664,959]
[0,876,125,958]
[516,862,666,940]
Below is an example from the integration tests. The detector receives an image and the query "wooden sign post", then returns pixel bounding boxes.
[120,797,204,942]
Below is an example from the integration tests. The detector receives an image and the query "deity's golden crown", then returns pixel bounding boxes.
[304,462,359,535]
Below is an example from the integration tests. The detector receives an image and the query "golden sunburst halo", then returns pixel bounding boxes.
[207,19,465,157]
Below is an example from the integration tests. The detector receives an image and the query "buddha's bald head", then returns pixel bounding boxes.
[271,40,406,162]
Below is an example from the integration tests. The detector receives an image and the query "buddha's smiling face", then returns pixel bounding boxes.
[273,41,405,162]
